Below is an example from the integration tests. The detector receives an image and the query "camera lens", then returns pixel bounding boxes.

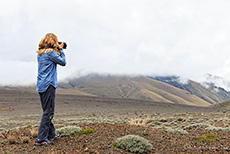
[58,42,67,49]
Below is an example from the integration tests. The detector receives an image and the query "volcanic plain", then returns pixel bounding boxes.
[1,88,230,153]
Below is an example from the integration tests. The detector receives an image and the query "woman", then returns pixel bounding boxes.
[36,33,66,146]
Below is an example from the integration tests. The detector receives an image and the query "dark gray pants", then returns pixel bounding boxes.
[37,85,56,143]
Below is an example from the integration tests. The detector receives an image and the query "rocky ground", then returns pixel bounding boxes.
[1,123,230,154]
[1,89,230,153]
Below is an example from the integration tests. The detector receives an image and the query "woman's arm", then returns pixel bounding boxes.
[49,50,66,66]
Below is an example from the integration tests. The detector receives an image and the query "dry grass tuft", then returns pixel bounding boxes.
[30,128,38,138]
[22,137,30,143]
[128,118,150,126]
[8,135,16,144]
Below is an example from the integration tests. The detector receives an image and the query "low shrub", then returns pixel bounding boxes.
[203,133,219,139]
[205,126,230,131]
[113,135,153,153]
[8,135,16,144]
[162,122,171,127]
[30,128,38,138]
[22,137,30,143]
[56,126,82,137]
[196,133,219,143]
[145,121,161,127]
[196,137,212,143]
[166,127,188,135]
[76,129,95,135]
[142,131,148,136]
[0,128,5,132]
[160,118,168,122]
[177,118,184,122]
[24,124,32,129]
[184,123,210,130]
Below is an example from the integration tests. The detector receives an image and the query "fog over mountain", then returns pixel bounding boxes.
[201,74,230,92]
[54,73,230,106]
[1,0,230,85]
[2,72,230,106]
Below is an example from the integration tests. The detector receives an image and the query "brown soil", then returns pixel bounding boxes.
[0,88,229,153]
[1,123,230,154]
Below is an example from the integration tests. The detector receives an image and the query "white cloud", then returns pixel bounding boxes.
[1,0,230,84]
[0,60,36,85]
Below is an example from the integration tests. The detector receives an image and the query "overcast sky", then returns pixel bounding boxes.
[1,0,230,85]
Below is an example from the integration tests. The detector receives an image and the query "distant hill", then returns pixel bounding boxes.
[212,99,230,110]
[151,76,230,105]
[58,74,212,107]
[4,74,229,107]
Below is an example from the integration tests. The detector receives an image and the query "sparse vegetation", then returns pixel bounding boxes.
[56,126,82,137]
[205,126,230,131]
[166,127,188,135]
[2,87,230,153]
[30,128,38,138]
[184,123,210,130]
[0,128,5,132]
[22,137,30,143]
[142,131,148,136]
[196,137,213,143]
[24,124,32,129]
[8,135,16,144]
[113,135,153,153]
[196,133,219,143]
[76,128,95,135]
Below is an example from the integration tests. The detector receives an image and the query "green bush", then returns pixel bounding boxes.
[56,126,82,137]
[114,135,153,153]
[24,124,32,129]
[196,137,212,143]
[142,131,148,136]
[76,129,95,135]
[196,133,219,143]
[203,133,219,139]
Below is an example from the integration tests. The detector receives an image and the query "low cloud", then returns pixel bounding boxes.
[1,0,230,85]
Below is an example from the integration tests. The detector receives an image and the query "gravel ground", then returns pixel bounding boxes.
[1,89,230,153]
[1,123,230,154]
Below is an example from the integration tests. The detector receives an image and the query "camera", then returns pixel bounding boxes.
[58,42,67,49]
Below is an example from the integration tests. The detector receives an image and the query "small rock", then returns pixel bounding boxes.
[84,147,88,152]
[75,139,80,143]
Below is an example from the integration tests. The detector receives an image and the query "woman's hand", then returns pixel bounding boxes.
[58,42,64,50]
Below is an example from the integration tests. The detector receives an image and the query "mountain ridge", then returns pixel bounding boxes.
[58,74,224,107]
[2,73,230,107]
[151,75,230,105]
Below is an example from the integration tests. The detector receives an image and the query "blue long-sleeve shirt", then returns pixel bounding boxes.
[36,49,66,93]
